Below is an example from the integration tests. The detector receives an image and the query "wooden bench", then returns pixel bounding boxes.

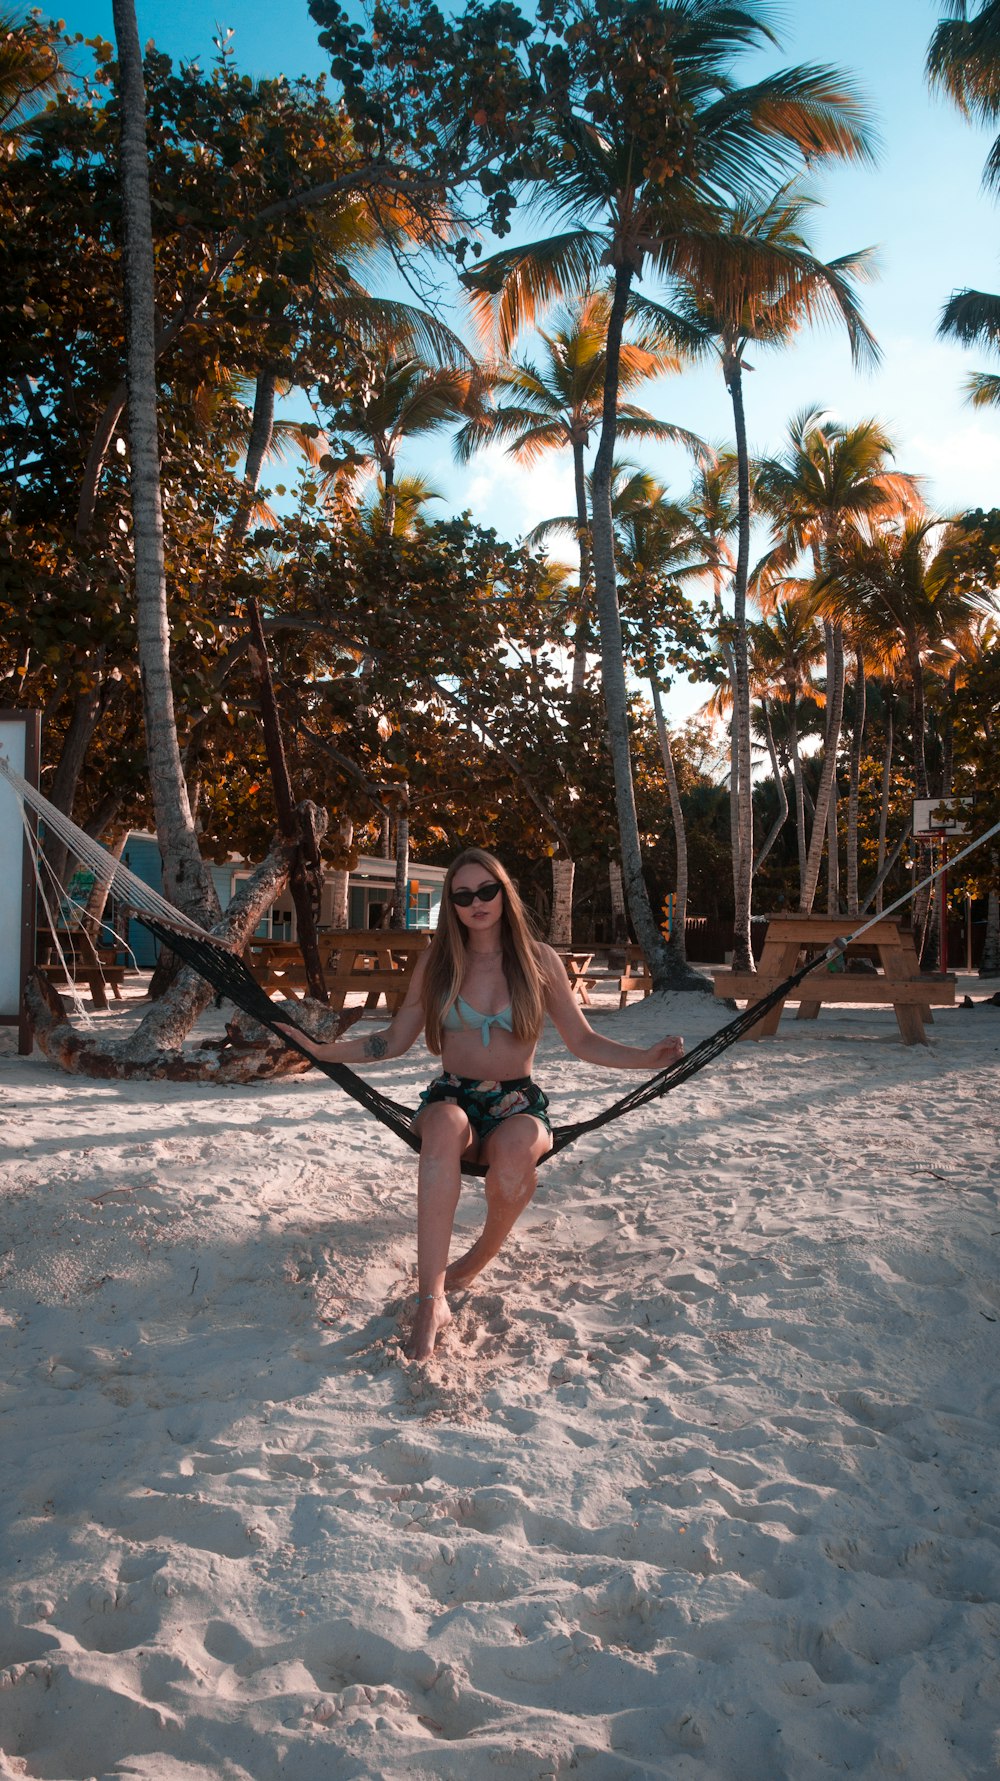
[713,915,956,1046]
[616,946,654,1008]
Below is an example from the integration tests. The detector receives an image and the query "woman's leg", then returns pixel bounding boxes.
[444,1114,551,1293]
[408,1100,476,1361]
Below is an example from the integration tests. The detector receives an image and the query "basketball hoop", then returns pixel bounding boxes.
[911,796,972,841]
[911,798,973,974]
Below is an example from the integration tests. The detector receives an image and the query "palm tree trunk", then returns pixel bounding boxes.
[753,697,789,872]
[875,690,894,912]
[549,857,575,948]
[846,647,866,915]
[908,636,934,945]
[330,817,353,929]
[722,642,740,909]
[81,830,127,947]
[391,783,409,930]
[649,674,690,968]
[43,665,107,886]
[980,854,1000,977]
[229,366,277,553]
[941,663,958,797]
[826,781,840,914]
[381,456,396,537]
[722,350,754,972]
[608,859,627,943]
[786,683,807,891]
[570,438,591,694]
[111,0,218,930]
[589,262,674,984]
[247,598,328,1000]
[799,620,845,914]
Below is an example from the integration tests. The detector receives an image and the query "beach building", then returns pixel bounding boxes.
[118,834,447,966]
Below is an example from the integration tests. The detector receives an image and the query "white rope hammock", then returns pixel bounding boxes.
[0,752,214,941]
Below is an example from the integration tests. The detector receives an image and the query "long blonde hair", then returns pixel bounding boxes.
[422,848,548,1056]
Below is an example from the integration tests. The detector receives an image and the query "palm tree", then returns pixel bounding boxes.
[755,410,922,914]
[645,187,879,960]
[612,481,711,986]
[334,350,482,535]
[825,518,953,802]
[928,5,1000,400]
[747,588,826,890]
[928,2,1000,190]
[683,453,739,617]
[825,516,972,949]
[937,288,1000,408]
[357,472,442,539]
[456,288,697,690]
[110,0,219,934]
[463,0,875,988]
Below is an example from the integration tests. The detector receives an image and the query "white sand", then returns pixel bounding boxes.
[1,978,999,1781]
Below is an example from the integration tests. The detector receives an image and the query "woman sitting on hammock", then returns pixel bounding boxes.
[277,847,683,1363]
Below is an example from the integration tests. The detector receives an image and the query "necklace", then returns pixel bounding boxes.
[468,948,503,962]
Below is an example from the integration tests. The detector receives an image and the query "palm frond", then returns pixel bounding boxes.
[335,297,473,368]
[967,369,1000,406]
[939,285,1000,347]
[615,411,708,459]
[453,406,565,466]
[462,231,606,354]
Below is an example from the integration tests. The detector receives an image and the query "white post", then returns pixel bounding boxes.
[0,711,42,1054]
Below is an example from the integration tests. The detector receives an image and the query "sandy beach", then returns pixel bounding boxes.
[2,979,999,1780]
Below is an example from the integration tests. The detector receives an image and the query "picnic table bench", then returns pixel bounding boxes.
[712,915,956,1046]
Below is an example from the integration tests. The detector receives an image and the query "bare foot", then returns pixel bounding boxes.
[444,1244,491,1293]
[406,1294,452,1362]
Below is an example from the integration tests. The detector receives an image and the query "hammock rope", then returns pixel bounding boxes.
[4,749,999,1180]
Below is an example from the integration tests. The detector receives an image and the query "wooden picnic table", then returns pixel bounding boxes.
[554,944,653,1008]
[712,914,956,1046]
[35,928,127,1011]
[246,929,430,1011]
[553,949,596,1004]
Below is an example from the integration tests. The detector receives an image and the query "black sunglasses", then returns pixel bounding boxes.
[450,880,503,907]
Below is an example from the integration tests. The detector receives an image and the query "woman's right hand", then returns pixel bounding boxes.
[273,1020,325,1060]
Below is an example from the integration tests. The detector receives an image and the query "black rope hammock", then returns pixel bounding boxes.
[142,915,842,1178]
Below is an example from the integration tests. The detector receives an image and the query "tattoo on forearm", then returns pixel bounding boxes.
[364,1033,389,1060]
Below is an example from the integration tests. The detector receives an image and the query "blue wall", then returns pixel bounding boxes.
[122,836,232,965]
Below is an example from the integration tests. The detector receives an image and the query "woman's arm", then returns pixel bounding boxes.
[539,944,683,1071]
[274,954,428,1065]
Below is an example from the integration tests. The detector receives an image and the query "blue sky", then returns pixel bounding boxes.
[58,0,1000,714]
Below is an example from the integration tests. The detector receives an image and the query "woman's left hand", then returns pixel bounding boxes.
[643,1035,684,1070]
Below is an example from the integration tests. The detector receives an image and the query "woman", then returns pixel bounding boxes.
[278,848,683,1363]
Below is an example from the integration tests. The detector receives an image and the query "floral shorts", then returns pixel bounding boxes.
[417,1074,551,1143]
